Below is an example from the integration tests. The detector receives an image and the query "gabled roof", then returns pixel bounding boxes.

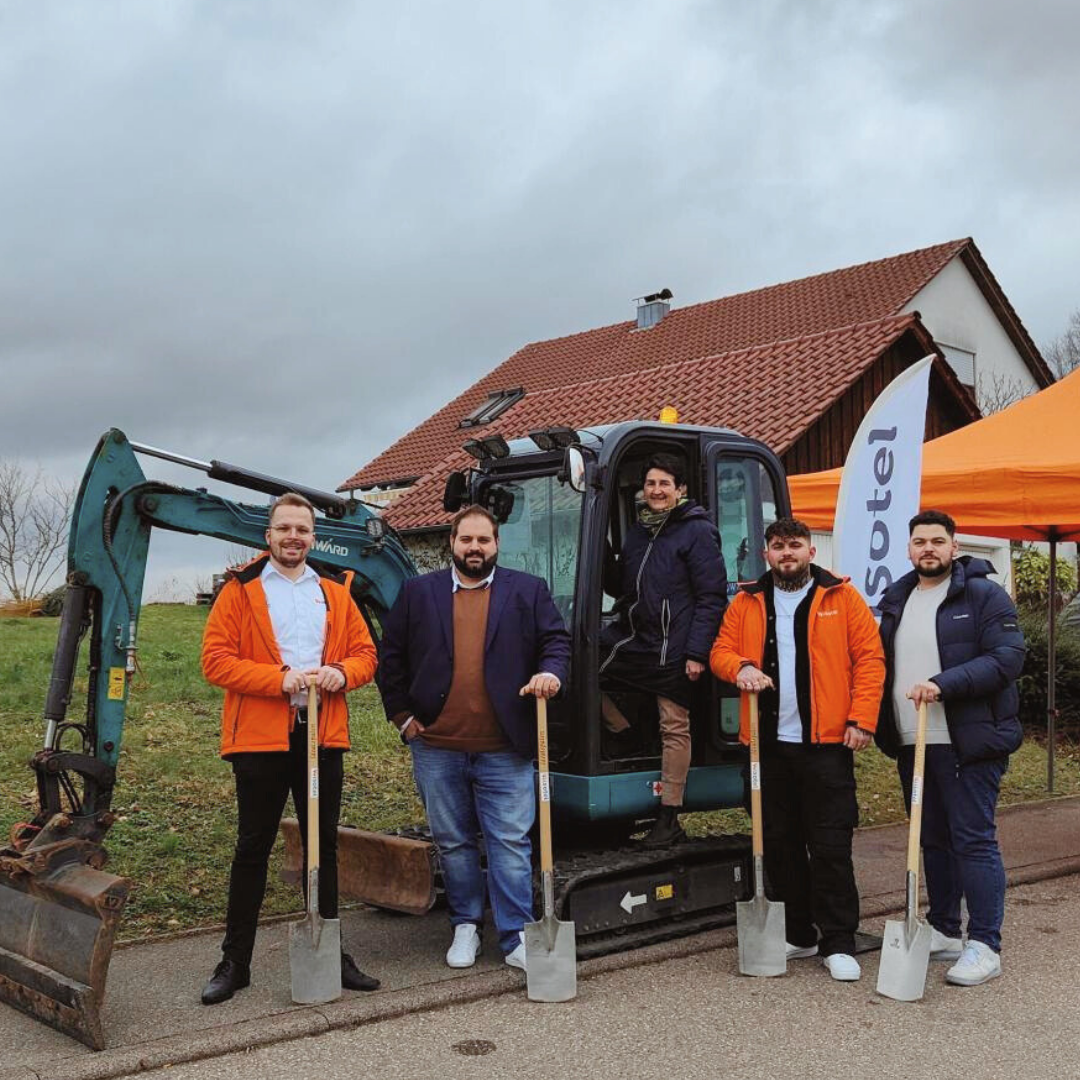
[383,313,966,532]
[342,238,977,493]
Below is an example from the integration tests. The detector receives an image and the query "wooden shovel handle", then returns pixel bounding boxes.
[536,697,554,875]
[906,702,928,880]
[748,692,763,859]
[306,684,320,915]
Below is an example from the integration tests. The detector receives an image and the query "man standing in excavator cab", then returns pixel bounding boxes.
[600,453,728,848]
[199,492,380,1005]
[376,504,570,972]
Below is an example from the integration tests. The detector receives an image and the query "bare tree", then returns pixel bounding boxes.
[0,460,75,601]
[224,542,259,568]
[1044,308,1080,379]
[975,370,1029,416]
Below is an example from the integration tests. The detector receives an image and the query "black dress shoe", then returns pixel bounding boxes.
[341,953,380,992]
[201,959,250,1005]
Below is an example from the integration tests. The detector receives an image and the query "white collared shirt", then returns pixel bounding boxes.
[261,561,326,705]
[451,565,495,592]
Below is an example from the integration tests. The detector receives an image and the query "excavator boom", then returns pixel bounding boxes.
[0,429,415,1048]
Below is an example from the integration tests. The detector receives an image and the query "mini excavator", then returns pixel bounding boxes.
[0,421,788,1047]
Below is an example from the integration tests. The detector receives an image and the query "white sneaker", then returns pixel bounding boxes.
[786,942,819,959]
[446,924,481,968]
[929,928,964,961]
[822,953,861,981]
[946,941,1001,986]
[504,931,526,971]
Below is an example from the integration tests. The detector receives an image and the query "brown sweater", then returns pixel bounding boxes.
[420,585,510,752]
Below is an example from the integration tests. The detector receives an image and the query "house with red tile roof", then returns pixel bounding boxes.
[340,238,1052,561]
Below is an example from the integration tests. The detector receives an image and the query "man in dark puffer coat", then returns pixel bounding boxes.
[877,509,1025,988]
[600,453,727,847]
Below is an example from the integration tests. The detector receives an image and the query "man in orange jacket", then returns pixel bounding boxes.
[199,492,380,1005]
[711,518,884,982]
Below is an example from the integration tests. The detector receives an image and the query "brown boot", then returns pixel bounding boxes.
[642,805,686,848]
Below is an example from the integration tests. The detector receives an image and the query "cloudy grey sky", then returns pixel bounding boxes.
[2,0,1077,596]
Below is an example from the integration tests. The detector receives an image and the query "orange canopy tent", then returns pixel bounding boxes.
[789,365,1080,790]
[788,365,1080,542]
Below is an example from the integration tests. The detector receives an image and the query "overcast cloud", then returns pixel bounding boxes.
[1,0,1077,596]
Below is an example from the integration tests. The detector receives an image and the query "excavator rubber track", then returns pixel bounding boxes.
[283,822,753,957]
[552,834,752,957]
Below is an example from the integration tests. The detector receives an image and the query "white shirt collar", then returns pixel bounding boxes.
[451,565,495,592]
[261,560,319,585]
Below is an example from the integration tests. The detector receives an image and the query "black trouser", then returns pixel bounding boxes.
[759,742,859,957]
[221,715,344,967]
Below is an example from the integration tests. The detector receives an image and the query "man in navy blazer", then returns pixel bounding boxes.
[377,504,571,971]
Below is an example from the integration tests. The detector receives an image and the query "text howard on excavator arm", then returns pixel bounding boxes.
[0,428,414,1049]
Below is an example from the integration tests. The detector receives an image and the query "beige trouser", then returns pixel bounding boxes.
[602,694,691,807]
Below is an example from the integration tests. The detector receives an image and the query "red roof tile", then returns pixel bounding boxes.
[343,239,970,493]
[384,313,924,532]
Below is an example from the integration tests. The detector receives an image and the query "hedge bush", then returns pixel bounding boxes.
[1017,606,1080,736]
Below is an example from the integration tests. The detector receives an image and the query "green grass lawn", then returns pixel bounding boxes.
[1,605,1077,939]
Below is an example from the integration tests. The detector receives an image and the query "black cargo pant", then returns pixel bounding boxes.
[760,742,859,957]
[221,712,344,967]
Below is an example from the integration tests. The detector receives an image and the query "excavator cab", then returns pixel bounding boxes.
[467,422,787,826]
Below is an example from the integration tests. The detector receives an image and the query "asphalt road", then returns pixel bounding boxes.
[136,873,1080,1080]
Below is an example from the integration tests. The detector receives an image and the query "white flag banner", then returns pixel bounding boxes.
[833,355,934,609]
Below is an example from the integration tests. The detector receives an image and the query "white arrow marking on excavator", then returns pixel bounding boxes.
[620,891,646,914]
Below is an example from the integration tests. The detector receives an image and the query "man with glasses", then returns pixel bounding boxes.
[199,492,380,1004]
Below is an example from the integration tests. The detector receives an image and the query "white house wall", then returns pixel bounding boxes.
[902,255,1039,396]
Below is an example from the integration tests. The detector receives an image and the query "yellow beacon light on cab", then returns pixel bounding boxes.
[659,406,679,424]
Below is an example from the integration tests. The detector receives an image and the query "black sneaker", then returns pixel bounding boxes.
[341,953,380,992]
[201,959,250,1005]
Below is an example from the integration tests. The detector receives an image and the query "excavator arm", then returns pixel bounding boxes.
[0,429,415,1049]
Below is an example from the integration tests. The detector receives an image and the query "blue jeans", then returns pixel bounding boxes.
[410,740,535,955]
[897,744,1008,952]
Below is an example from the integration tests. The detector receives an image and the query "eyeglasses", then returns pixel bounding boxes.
[269,525,313,537]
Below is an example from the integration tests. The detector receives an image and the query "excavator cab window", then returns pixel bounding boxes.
[484,473,583,625]
[704,450,780,749]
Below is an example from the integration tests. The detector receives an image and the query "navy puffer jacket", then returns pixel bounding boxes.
[876,556,1026,764]
[601,501,727,668]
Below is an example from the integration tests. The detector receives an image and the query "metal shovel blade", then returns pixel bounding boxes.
[524,915,577,1002]
[288,912,341,1005]
[876,915,932,1002]
[736,894,787,977]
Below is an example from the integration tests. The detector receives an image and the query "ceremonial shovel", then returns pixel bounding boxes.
[524,697,577,1001]
[289,685,342,1004]
[877,702,932,1002]
[737,692,787,977]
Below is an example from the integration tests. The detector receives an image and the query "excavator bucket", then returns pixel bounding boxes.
[281,820,437,916]
[0,835,128,1050]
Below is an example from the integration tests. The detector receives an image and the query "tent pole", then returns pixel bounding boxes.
[1048,538,1057,794]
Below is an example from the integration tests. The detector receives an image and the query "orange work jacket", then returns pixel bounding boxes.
[202,555,378,756]
[709,567,884,744]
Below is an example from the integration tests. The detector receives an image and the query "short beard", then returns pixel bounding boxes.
[453,552,498,581]
[773,566,811,592]
[916,559,952,581]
